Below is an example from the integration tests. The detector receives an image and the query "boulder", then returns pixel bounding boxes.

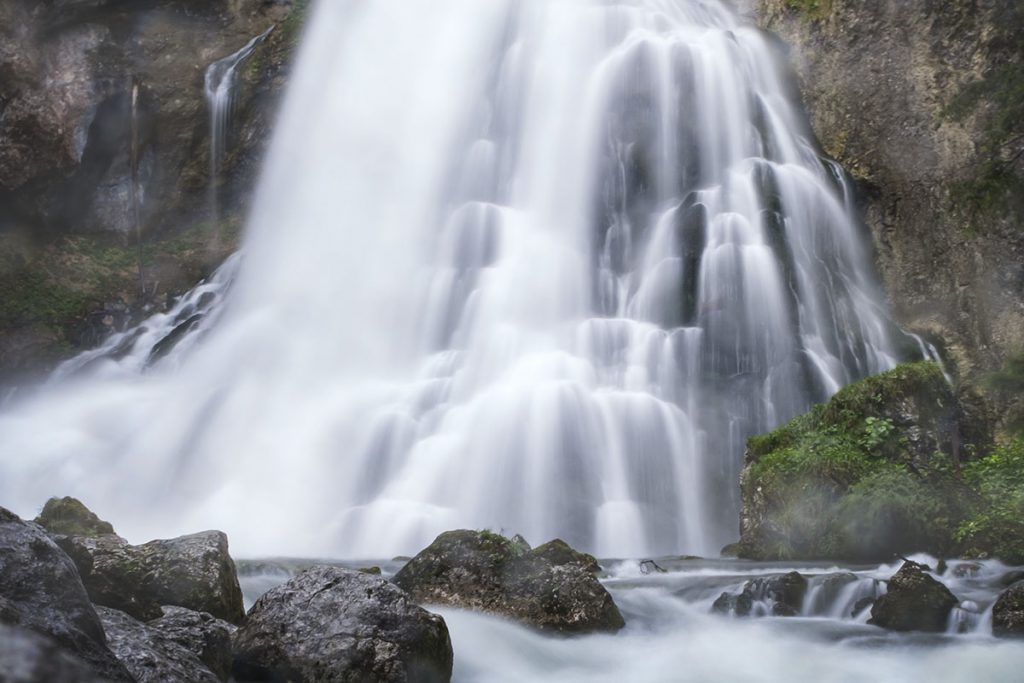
[36,500,245,624]
[712,571,808,617]
[992,581,1024,638]
[0,622,109,683]
[150,606,234,680]
[0,507,131,681]
[98,606,221,682]
[232,566,453,683]
[869,561,959,632]
[392,530,624,634]
[34,497,115,537]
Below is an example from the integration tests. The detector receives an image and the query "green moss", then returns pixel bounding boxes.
[0,217,242,339]
[741,362,964,560]
[280,0,311,47]
[782,0,833,21]
[34,496,115,537]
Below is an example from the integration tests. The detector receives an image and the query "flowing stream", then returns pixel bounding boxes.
[236,555,1024,681]
[1,0,922,558]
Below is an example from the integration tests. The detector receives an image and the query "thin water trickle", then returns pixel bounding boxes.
[2,0,916,558]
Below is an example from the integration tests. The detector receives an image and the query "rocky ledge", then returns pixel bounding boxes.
[1,499,630,681]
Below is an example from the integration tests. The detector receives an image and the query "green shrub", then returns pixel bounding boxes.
[956,440,1024,563]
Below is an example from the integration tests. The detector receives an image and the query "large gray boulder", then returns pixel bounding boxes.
[0,507,131,681]
[98,606,221,682]
[993,581,1024,638]
[869,561,959,632]
[232,566,453,683]
[150,606,234,680]
[0,623,109,683]
[392,530,624,634]
[36,497,245,624]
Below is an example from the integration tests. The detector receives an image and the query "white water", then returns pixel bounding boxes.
[205,28,273,224]
[0,0,918,557]
[235,555,1024,682]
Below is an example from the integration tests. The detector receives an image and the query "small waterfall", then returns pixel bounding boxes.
[0,0,914,558]
[204,28,273,227]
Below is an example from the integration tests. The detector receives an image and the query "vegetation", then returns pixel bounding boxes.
[781,0,833,21]
[0,218,241,346]
[955,440,1024,563]
[740,361,1022,561]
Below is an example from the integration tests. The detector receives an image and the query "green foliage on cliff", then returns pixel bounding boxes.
[740,362,995,561]
[955,440,1024,564]
[781,0,832,21]
[0,219,241,346]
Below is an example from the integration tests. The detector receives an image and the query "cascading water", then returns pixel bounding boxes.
[0,0,918,558]
[204,27,273,225]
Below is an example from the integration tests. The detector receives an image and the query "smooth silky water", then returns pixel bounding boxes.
[236,555,1024,682]
[4,0,1018,677]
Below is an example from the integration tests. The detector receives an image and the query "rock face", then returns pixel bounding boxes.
[233,566,453,683]
[0,0,295,238]
[754,0,1024,399]
[712,571,808,617]
[392,530,625,634]
[98,606,222,682]
[869,561,959,632]
[149,606,234,680]
[992,581,1024,638]
[0,507,131,681]
[738,362,989,561]
[0,0,304,385]
[36,497,245,624]
[0,623,109,683]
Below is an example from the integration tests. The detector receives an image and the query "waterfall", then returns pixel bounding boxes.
[204,28,273,226]
[0,0,913,558]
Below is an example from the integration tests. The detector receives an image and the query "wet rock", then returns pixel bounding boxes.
[992,581,1024,638]
[531,539,601,573]
[869,561,959,632]
[951,562,982,578]
[852,596,875,617]
[43,501,245,625]
[393,530,624,634]
[712,571,808,617]
[98,606,220,682]
[0,622,109,683]
[233,566,452,683]
[0,507,131,681]
[150,606,234,680]
[1001,570,1024,587]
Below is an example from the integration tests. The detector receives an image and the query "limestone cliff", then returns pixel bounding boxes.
[0,0,304,383]
[753,0,1024,404]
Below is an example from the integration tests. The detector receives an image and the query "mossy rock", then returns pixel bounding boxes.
[739,362,990,561]
[393,530,623,634]
[35,497,115,538]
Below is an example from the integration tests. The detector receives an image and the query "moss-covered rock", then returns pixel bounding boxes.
[35,496,115,537]
[37,499,245,624]
[392,530,624,634]
[738,362,990,561]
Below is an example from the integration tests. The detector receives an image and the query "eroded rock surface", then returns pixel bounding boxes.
[233,566,453,683]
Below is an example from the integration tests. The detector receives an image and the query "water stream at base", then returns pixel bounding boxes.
[236,555,1024,682]
[1,0,926,558]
